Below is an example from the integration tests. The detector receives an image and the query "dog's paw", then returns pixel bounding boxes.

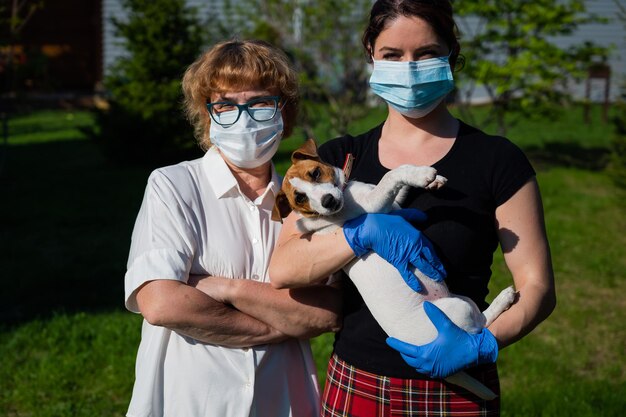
[396,165,438,187]
[426,175,448,190]
[497,286,517,309]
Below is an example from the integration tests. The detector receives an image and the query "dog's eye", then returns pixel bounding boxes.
[294,192,308,204]
[309,167,321,181]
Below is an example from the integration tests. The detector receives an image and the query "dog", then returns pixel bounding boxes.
[272,139,517,400]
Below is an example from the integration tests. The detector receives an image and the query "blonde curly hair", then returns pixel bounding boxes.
[182,39,300,151]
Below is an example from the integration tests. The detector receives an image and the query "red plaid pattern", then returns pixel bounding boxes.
[321,353,500,416]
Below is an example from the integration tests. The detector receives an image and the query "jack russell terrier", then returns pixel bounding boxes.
[272,139,517,400]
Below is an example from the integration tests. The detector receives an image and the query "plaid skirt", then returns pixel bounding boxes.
[321,353,500,417]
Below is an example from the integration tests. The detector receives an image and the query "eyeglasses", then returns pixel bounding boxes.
[206,96,282,126]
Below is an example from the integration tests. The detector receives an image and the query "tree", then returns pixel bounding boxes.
[454,0,607,135]
[0,0,44,175]
[607,0,626,189]
[0,0,44,96]
[88,0,208,166]
[221,0,372,140]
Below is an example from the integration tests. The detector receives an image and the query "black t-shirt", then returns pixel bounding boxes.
[317,120,536,378]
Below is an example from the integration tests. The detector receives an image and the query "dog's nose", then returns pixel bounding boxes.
[321,194,339,210]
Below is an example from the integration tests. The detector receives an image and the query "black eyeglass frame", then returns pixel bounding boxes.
[206,96,282,126]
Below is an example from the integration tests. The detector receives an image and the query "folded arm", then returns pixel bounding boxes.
[191,275,342,339]
[135,279,288,348]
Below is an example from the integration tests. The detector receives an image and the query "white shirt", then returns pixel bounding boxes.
[124,147,320,417]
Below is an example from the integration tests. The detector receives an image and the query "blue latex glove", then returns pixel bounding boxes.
[386,301,499,378]
[342,209,446,292]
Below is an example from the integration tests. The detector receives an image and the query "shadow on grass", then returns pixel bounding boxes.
[0,139,153,327]
[525,141,611,171]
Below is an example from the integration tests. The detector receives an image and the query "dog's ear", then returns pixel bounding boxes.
[271,190,293,223]
[291,138,320,163]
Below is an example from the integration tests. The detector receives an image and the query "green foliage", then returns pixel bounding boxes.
[0,0,44,42]
[0,0,45,94]
[607,91,626,189]
[88,0,207,166]
[606,0,626,189]
[455,0,607,135]
[221,0,372,140]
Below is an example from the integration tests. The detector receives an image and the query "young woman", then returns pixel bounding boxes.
[124,39,342,417]
[269,1,556,415]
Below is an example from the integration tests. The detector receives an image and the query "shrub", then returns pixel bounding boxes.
[607,92,626,189]
[88,0,207,166]
[606,0,626,189]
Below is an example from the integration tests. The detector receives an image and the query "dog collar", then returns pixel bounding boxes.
[342,153,354,190]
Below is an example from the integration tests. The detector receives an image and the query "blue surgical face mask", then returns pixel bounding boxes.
[209,110,283,169]
[369,55,454,118]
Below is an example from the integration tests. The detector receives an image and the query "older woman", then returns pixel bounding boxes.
[124,39,341,417]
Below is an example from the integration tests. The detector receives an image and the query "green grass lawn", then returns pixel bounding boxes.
[0,105,624,416]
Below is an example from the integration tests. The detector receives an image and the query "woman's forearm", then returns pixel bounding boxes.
[490,179,557,348]
[193,276,343,338]
[488,277,556,348]
[136,279,287,347]
[269,212,355,288]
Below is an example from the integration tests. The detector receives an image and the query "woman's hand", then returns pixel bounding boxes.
[342,209,447,292]
[386,301,498,378]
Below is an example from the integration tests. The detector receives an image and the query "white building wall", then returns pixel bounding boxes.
[102,0,127,73]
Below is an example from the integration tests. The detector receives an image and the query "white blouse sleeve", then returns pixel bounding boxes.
[124,169,198,312]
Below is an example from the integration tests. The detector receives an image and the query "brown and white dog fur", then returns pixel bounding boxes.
[272,139,516,400]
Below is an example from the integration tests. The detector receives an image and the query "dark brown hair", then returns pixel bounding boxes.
[362,0,460,65]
